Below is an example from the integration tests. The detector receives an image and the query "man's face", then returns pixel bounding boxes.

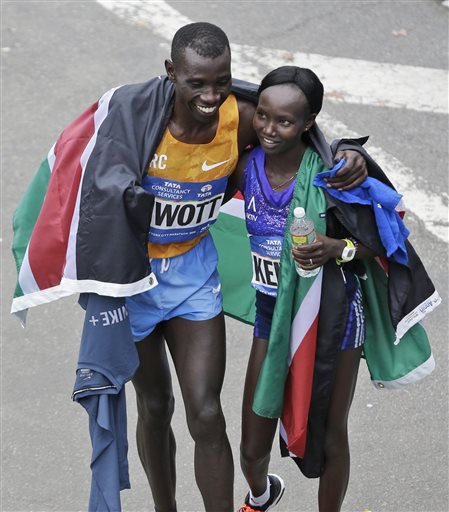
[167,46,232,124]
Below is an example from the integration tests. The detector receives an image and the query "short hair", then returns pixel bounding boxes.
[171,22,230,66]
[258,66,324,115]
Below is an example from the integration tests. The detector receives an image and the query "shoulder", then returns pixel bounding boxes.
[237,97,256,122]
[236,98,258,151]
[111,76,174,108]
[234,146,257,191]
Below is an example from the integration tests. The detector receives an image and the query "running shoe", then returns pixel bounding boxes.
[237,474,285,511]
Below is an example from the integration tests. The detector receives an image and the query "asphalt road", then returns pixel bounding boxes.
[1,1,448,511]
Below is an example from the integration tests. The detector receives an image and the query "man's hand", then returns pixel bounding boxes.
[326,150,368,190]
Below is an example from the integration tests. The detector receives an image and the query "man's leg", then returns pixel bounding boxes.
[132,326,177,512]
[318,346,362,512]
[163,313,234,512]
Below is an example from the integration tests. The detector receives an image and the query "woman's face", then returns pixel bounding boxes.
[253,83,315,156]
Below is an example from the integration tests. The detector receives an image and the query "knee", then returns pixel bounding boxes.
[187,402,226,444]
[135,387,175,429]
[324,424,349,461]
[240,442,269,468]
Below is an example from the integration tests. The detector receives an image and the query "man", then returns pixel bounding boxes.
[126,23,367,512]
[11,21,367,512]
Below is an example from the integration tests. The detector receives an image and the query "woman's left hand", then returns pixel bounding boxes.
[292,233,345,270]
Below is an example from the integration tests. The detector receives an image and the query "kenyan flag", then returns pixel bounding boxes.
[211,149,438,470]
[10,79,176,323]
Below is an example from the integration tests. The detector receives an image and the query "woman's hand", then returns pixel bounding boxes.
[292,233,345,270]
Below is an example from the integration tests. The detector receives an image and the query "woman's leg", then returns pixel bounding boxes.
[240,336,278,496]
[318,345,363,512]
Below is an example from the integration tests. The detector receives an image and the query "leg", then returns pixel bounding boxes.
[163,313,234,512]
[318,346,363,512]
[240,336,278,496]
[132,326,177,512]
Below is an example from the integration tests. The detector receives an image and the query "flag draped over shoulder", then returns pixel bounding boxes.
[11,78,179,323]
[211,147,440,476]
[251,148,326,460]
[11,77,264,325]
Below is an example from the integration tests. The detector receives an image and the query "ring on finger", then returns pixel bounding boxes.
[309,258,313,265]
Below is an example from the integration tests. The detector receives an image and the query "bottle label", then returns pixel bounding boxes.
[292,230,315,246]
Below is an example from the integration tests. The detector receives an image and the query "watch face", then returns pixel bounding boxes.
[342,247,356,260]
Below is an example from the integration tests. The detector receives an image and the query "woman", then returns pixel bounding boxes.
[231,66,377,512]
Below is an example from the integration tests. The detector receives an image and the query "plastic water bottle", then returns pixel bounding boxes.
[290,206,321,278]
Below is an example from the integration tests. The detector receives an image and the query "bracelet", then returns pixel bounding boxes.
[348,237,359,252]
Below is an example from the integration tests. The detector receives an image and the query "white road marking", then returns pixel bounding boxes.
[97,0,447,115]
[239,45,448,114]
[318,112,449,243]
[96,0,448,243]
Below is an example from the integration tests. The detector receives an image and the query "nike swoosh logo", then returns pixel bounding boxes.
[201,159,230,172]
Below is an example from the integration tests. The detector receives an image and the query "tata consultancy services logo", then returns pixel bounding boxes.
[201,184,213,193]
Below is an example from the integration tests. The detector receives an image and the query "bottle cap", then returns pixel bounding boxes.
[293,207,305,218]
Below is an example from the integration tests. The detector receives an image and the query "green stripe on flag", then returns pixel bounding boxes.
[12,158,51,298]
[361,260,432,385]
[211,212,256,325]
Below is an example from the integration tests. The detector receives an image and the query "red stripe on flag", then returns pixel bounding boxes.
[375,255,390,274]
[28,102,99,289]
[281,314,319,458]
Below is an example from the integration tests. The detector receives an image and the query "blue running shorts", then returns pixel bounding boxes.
[126,234,223,341]
[254,270,365,350]
[254,291,277,341]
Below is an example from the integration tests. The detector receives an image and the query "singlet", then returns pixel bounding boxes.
[143,94,239,259]
[242,146,296,297]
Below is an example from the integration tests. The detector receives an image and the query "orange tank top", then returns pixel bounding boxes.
[144,94,239,259]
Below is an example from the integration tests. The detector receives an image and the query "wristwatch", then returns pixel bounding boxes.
[336,238,357,264]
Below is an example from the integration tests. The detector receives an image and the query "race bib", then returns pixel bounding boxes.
[249,235,283,296]
[143,175,228,243]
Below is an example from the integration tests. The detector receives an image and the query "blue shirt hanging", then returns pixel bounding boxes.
[314,159,409,264]
[73,294,139,512]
